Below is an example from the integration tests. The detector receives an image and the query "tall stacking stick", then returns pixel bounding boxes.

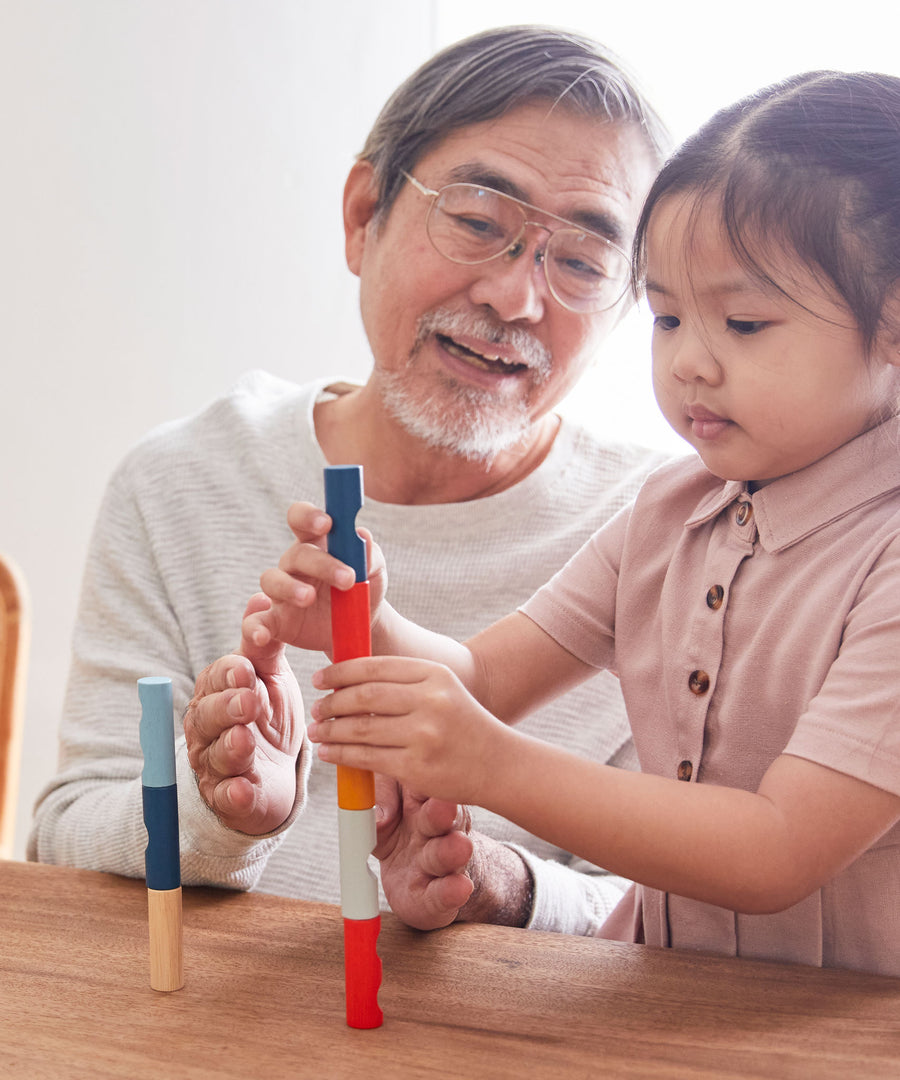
[325,465,383,1029]
[138,676,184,992]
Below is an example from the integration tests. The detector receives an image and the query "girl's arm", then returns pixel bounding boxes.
[249,502,597,721]
[371,609,596,724]
[310,656,900,914]
[486,742,900,914]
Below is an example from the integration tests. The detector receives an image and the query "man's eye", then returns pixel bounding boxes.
[728,319,767,335]
[448,212,504,240]
[554,256,606,281]
[653,315,680,331]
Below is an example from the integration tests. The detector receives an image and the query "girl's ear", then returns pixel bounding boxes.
[343,161,379,278]
[875,284,900,366]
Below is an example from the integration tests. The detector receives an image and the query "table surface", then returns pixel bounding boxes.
[2,859,899,1079]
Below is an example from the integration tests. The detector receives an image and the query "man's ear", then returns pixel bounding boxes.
[343,160,380,277]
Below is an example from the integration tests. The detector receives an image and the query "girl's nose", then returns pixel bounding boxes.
[668,329,722,385]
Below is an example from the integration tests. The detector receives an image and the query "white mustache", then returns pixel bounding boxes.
[415,307,552,380]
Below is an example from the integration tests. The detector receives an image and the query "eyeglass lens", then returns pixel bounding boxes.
[426,184,630,313]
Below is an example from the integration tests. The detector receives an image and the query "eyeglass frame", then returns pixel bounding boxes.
[400,170,633,314]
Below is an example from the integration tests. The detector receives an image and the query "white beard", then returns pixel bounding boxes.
[378,308,552,465]
[378,370,535,463]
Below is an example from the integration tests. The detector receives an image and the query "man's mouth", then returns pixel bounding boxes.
[437,333,527,375]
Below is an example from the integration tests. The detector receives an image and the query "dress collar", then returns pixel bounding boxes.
[684,418,900,552]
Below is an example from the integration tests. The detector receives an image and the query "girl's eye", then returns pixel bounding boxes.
[653,314,680,331]
[728,319,768,335]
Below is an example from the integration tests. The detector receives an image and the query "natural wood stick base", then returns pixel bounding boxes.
[147,886,183,991]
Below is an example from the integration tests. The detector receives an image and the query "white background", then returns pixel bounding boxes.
[2,0,894,857]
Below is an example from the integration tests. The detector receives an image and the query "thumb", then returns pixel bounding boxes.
[239,593,287,677]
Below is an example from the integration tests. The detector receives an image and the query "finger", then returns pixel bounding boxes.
[418,828,475,879]
[285,501,331,541]
[186,683,256,749]
[192,651,258,699]
[426,870,475,918]
[209,775,260,820]
[239,594,291,674]
[203,722,257,778]
[308,709,407,752]
[259,566,318,606]
[419,797,469,838]
[374,774,402,828]
[310,682,416,725]
[315,741,396,775]
[276,544,356,592]
[313,655,433,691]
[398,864,475,930]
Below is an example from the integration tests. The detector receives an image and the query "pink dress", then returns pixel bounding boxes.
[521,419,900,975]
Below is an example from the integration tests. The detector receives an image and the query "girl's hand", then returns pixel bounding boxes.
[244,501,387,654]
[308,656,509,806]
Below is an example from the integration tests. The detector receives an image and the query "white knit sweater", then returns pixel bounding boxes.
[29,371,669,935]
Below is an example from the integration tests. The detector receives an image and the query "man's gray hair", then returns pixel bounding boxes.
[359,25,670,221]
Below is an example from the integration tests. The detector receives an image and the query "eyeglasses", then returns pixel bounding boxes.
[401,171,632,314]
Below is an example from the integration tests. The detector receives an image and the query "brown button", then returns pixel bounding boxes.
[688,670,710,695]
[735,502,753,526]
[706,584,724,610]
[677,760,693,782]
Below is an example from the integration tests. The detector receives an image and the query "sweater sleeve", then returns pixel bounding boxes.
[27,455,312,886]
[512,733,634,934]
[515,845,630,934]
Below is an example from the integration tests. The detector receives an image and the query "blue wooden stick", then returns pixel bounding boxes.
[138,676,183,991]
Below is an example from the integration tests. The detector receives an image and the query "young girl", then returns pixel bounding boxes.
[253,71,900,975]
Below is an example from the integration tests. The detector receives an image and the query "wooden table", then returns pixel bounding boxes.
[2,860,899,1078]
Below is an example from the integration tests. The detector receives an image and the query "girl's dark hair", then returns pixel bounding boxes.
[633,70,900,351]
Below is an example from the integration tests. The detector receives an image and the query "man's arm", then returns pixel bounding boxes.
[28,468,309,887]
[374,781,626,933]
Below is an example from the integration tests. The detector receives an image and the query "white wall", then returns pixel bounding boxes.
[1,0,435,858]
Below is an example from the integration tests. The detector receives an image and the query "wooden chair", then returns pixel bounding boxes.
[0,554,29,860]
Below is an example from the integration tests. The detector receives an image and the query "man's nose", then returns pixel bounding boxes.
[466,230,549,323]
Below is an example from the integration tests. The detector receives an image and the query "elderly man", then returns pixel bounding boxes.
[29,26,669,935]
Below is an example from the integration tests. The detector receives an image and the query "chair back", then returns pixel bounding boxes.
[0,554,29,859]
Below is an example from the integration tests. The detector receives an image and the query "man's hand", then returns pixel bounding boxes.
[374,780,534,930]
[184,594,305,835]
[374,780,474,929]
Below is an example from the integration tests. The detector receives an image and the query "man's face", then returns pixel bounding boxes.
[346,101,658,461]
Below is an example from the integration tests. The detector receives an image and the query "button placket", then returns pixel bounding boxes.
[672,512,749,787]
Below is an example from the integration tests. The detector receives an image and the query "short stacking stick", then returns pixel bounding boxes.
[325,465,383,1029]
[138,676,184,992]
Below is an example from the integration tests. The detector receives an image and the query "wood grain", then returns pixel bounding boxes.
[2,860,899,1078]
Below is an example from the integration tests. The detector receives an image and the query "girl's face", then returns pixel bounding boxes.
[645,192,900,487]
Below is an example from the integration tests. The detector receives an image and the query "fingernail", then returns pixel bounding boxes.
[311,669,324,688]
[226,669,236,689]
[227,693,243,719]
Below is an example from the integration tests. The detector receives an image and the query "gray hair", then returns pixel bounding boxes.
[359,25,670,221]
